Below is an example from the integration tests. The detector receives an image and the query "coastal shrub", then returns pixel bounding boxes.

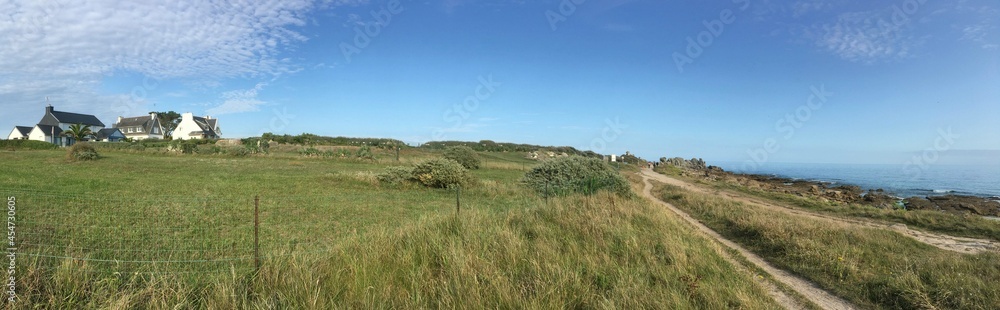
[522,156,631,197]
[443,145,480,169]
[241,137,270,154]
[227,146,251,157]
[0,140,58,150]
[377,166,414,186]
[411,158,475,188]
[67,142,100,161]
[356,146,374,160]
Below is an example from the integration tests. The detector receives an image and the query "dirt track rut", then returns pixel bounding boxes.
[640,170,856,310]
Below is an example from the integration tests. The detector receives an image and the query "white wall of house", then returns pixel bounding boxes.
[6,129,25,140]
[27,126,54,144]
[173,112,218,140]
[173,112,196,140]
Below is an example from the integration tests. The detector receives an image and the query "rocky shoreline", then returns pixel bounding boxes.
[659,157,1000,217]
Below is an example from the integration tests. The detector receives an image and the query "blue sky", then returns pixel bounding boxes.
[1,0,998,166]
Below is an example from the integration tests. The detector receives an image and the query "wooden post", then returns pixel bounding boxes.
[254,195,260,272]
[396,147,400,162]
[455,185,461,216]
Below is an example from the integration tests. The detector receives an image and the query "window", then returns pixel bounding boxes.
[152,127,158,134]
[128,128,133,133]
[137,127,143,133]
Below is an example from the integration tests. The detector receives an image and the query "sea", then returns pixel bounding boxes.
[712,162,1000,200]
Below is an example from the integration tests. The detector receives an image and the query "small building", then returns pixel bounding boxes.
[113,112,165,140]
[94,128,126,142]
[173,113,220,140]
[6,126,32,140]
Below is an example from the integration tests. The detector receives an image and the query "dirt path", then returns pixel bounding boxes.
[640,173,855,310]
[642,169,1000,255]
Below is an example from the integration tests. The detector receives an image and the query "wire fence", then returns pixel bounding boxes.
[3,176,627,280]
[4,190,363,279]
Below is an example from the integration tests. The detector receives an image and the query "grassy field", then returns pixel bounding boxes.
[655,166,1000,242]
[654,182,1000,309]
[2,147,783,308]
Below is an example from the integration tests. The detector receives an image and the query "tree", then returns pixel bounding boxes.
[154,111,182,140]
[62,123,93,143]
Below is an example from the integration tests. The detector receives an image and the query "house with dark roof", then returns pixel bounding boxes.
[6,126,32,140]
[95,128,126,142]
[10,105,107,146]
[113,112,165,140]
[173,112,221,140]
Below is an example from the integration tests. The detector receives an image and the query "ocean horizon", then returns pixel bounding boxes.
[712,161,1000,200]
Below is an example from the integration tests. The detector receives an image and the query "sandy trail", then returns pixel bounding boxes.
[641,169,1000,255]
[640,172,855,310]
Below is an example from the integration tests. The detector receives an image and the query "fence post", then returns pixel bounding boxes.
[396,147,400,162]
[455,185,461,216]
[254,195,260,273]
[545,179,549,206]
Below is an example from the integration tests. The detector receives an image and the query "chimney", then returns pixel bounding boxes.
[117,116,123,125]
[149,112,157,120]
[45,104,54,115]
[206,115,212,120]
[182,112,194,121]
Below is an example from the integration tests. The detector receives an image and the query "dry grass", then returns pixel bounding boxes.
[655,182,1000,309]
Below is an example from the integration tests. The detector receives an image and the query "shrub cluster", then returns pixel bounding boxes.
[0,140,58,150]
[443,146,480,169]
[522,156,631,197]
[299,146,375,160]
[67,142,100,161]
[377,159,476,188]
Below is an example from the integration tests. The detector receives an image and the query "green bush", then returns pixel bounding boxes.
[0,140,58,150]
[240,137,270,154]
[411,158,475,188]
[522,156,631,197]
[377,166,414,186]
[227,146,251,157]
[67,142,100,161]
[443,145,480,169]
[356,145,374,160]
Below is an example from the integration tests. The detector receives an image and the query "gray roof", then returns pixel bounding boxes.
[95,128,124,140]
[114,115,158,133]
[115,116,151,127]
[50,110,105,127]
[12,126,32,136]
[35,125,63,136]
[190,116,219,137]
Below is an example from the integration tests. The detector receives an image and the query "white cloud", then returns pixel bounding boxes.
[0,0,322,124]
[812,11,919,63]
[206,83,268,116]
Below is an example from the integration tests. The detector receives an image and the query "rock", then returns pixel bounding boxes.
[864,189,897,209]
[925,195,1000,217]
[903,197,936,211]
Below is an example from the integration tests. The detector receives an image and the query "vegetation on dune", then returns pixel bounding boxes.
[411,158,476,188]
[522,156,632,197]
[0,139,59,150]
[66,142,100,161]
[443,145,481,170]
[421,140,604,158]
[655,182,1000,309]
[655,165,1000,242]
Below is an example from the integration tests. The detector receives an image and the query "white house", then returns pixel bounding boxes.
[113,112,165,140]
[12,105,106,146]
[173,112,220,140]
[6,126,32,140]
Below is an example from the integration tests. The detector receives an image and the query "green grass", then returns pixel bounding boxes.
[654,182,1000,309]
[1,149,782,308]
[654,166,1000,242]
